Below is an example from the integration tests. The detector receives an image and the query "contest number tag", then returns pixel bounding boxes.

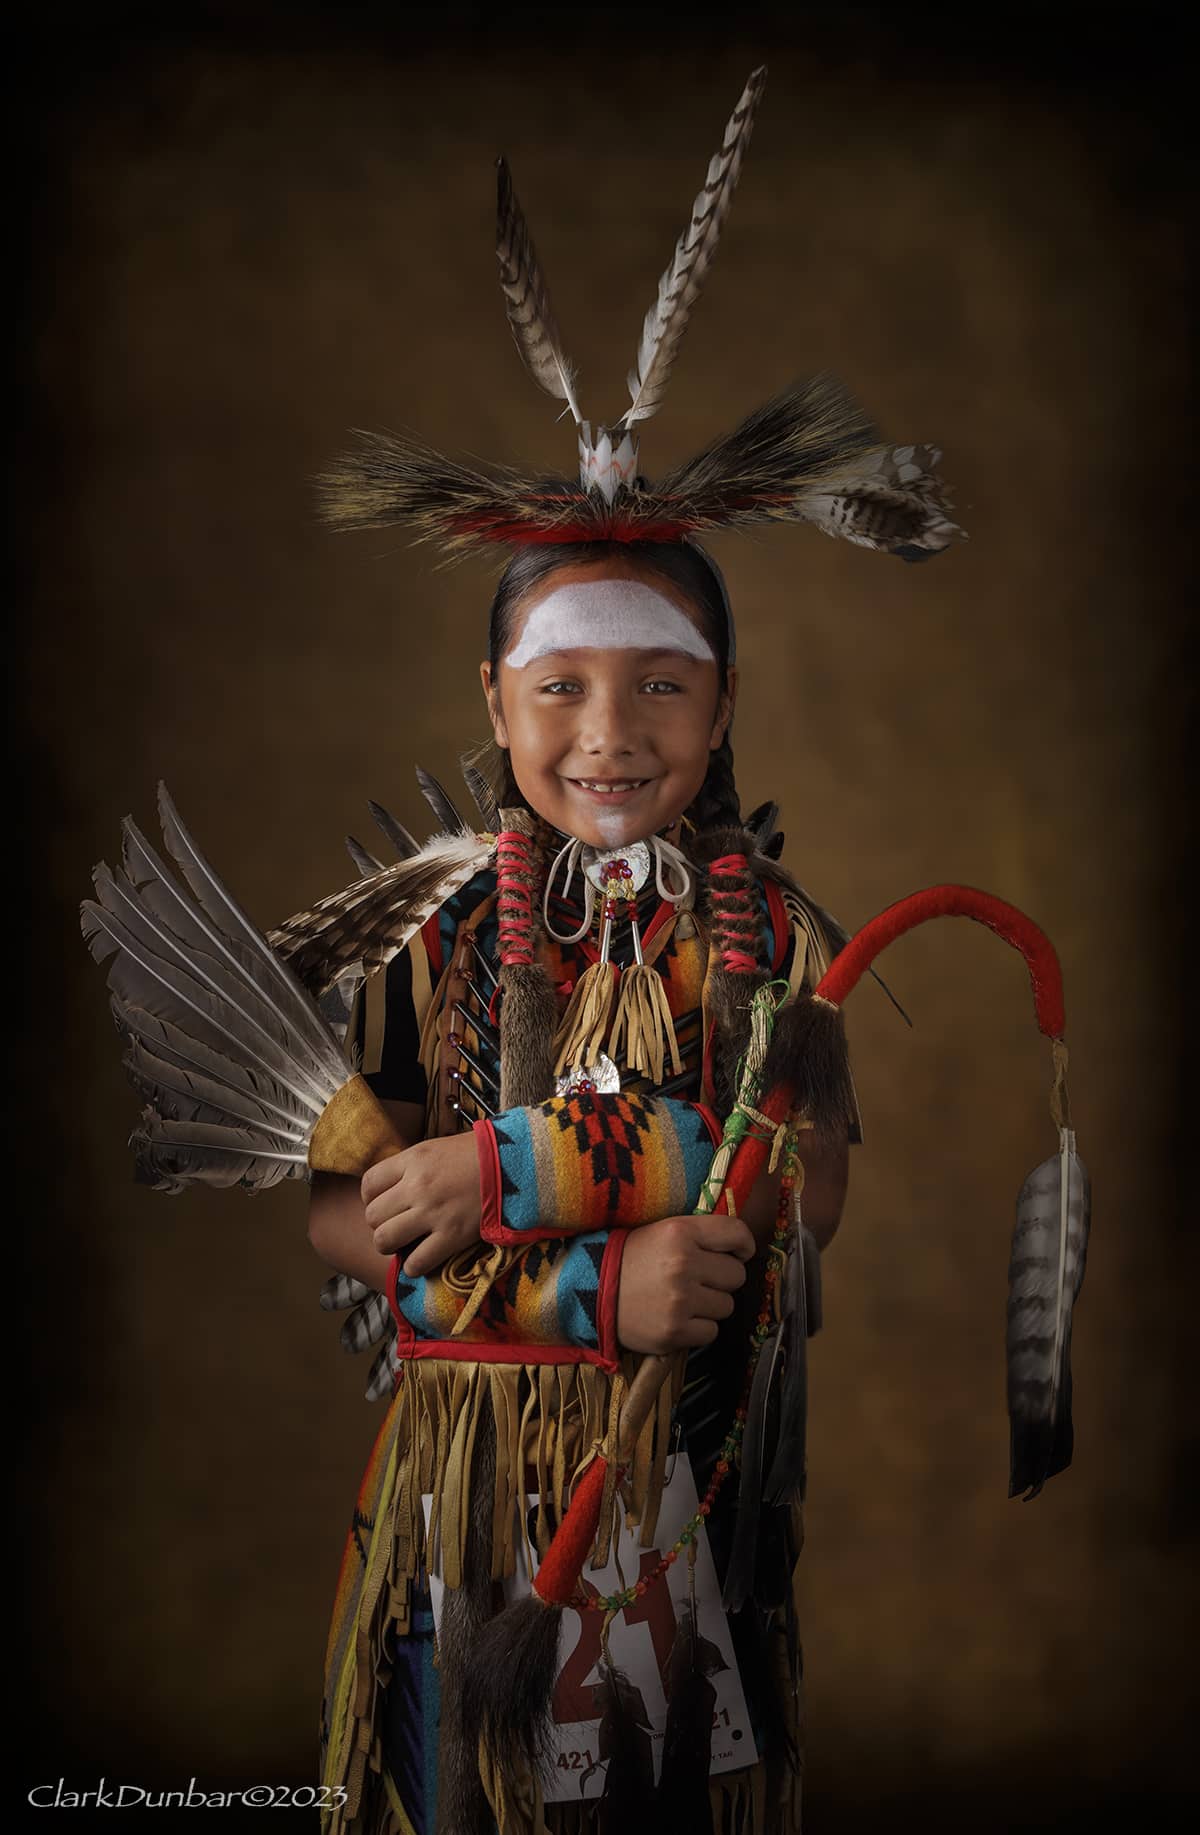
[423,1453,755,1802]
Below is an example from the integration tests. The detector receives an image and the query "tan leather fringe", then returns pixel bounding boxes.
[608,961,683,1085]
[325,1355,684,1832]
[553,960,615,1073]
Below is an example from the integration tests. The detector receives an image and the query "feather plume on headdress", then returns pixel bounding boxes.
[316,64,963,567]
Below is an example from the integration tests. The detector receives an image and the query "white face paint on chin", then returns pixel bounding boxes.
[589,803,643,846]
[504,580,715,668]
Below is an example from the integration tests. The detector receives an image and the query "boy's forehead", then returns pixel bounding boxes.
[504,577,715,669]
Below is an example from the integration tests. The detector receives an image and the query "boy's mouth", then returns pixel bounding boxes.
[567,778,651,800]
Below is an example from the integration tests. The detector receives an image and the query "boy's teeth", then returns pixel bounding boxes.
[579,780,641,793]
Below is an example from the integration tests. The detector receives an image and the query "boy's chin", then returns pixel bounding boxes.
[524,784,677,850]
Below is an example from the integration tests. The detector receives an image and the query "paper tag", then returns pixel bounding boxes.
[423,1453,755,1802]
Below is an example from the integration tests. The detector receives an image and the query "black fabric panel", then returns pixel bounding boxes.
[363,945,428,1105]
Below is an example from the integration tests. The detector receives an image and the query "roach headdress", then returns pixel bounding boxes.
[316,67,964,566]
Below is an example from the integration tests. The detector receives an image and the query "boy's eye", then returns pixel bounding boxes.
[642,680,683,695]
[538,680,582,695]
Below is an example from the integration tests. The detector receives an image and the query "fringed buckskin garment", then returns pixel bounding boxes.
[317,830,853,1835]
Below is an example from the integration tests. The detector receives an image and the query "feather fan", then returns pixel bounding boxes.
[81,784,352,1192]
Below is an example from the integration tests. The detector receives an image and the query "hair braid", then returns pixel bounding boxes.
[686,733,742,836]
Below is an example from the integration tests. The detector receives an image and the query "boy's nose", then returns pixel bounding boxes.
[579,693,639,756]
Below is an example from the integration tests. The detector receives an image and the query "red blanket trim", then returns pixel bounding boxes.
[475,1117,504,1246]
[597,1228,629,1368]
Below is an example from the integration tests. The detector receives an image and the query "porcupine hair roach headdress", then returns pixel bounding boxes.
[315,67,964,566]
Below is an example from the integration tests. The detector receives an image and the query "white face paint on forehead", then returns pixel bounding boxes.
[504,579,716,669]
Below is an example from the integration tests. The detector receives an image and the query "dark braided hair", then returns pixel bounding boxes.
[484,537,742,833]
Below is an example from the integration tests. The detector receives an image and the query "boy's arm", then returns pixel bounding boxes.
[307,1096,425,1288]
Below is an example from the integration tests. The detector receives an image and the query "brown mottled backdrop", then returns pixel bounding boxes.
[17,5,1194,1828]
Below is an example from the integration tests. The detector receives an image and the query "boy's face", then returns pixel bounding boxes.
[481,557,734,850]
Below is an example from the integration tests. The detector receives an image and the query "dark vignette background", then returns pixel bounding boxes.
[14,4,1196,1829]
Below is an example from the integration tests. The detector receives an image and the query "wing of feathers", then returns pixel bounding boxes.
[1007,1129,1091,1499]
[496,156,581,422]
[621,67,767,429]
[80,784,349,1191]
[267,831,494,997]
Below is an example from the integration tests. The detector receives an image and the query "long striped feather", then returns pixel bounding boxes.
[621,67,766,430]
[496,157,582,423]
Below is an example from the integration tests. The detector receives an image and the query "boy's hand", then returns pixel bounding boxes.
[361,1133,482,1276]
[616,1213,755,1354]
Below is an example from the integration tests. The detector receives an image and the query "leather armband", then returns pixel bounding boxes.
[474,1090,720,1247]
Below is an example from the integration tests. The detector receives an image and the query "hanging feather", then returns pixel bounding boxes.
[367,799,419,861]
[345,834,384,878]
[588,1658,656,1832]
[1007,1128,1091,1499]
[721,1316,781,1614]
[495,156,581,424]
[620,67,767,430]
[656,1593,724,1832]
[764,1222,822,1506]
[266,831,493,997]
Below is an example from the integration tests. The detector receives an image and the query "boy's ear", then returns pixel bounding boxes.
[710,665,737,749]
[480,661,509,748]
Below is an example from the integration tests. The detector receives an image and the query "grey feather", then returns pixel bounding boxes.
[153,785,347,1080]
[460,757,501,833]
[621,67,767,430]
[367,800,420,860]
[1007,1129,1091,1500]
[495,156,582,423]
[722,1317,780,1613]
[346,834,385,878]
[415,764,470,836]
[765,1222,822,1505]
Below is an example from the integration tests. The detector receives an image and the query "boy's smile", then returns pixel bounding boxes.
[481,559,734,849]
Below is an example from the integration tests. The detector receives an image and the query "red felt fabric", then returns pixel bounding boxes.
[815,884,1066,1038]
[535,1454,612,1603]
